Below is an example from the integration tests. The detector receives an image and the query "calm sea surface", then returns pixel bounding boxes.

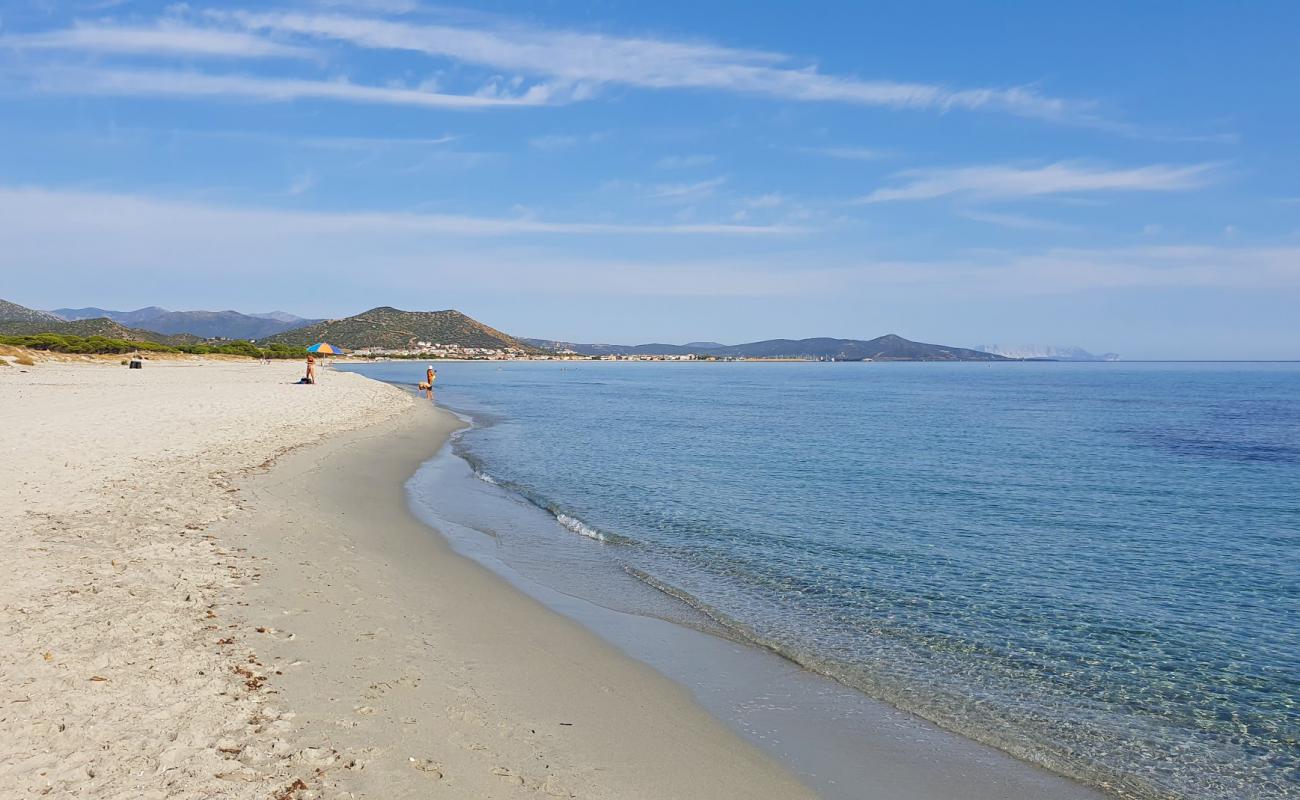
[348,361,1299,800]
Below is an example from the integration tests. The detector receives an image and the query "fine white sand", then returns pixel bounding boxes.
[0,358,813,799]
[0,359,413,797]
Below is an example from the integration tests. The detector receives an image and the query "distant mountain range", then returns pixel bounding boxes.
[974,344,1120,362]
[50,307,321,340]
[2,297,1112,362]
[0,301,194,344]
[263,306,538,352]
[525,334,1007,361]
[523,338,702,356]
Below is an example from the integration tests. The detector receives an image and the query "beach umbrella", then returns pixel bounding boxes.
[306,342,344,355]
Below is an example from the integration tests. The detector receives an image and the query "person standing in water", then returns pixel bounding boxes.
[423,365,437,399]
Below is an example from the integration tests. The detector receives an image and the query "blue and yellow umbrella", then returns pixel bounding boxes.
[306,342,345,355]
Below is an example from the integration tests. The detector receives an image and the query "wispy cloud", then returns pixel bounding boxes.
[219,10,1088,122]
[73,126,460,150]
[656,154,716,168]
[803,146,888,161]
[287,171,318,195]
[311,0,424,13]
[529,131,607,150]
[957,209,1079,232]
[648,176,727,202]
[298,133,457,149]
[30,66,566,109]
[4,186,1295,300]
[3,22,315,59]
[858,161,1218,203]
[0,185,801,238]
[164,128,460,151]
[744,192,784,208]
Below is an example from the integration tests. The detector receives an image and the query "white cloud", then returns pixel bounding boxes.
[0,185,800,238]
[1,187,1297,300]
[805,146,887,161]
[744,192,784,208]
[529,134,579,150]
[4,22,315,59]
[656,154,716,168]
[958,209,1078,232]
[144,128,459,149]
[299,133,457,148]
[31,66,566,109]
[648,177,727,202]
[287,171,318,195]
[529,131,606,150]
[219,10,1085,121]
[979,245,1300,293]
[859,161,1216,203]
[310,0,424,13]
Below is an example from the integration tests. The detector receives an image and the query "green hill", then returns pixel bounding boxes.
[264,306,538,352]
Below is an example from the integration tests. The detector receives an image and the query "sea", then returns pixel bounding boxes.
[344,360,1299,800]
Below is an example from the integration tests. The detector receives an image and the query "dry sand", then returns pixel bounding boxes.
[0,360,411,798]
[0,358,813,799]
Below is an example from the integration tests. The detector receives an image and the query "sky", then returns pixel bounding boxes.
[0,1,1297,358]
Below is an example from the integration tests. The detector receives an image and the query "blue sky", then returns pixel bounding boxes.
[0,1,1296,358]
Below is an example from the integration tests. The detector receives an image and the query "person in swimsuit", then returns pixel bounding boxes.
[423,365,436,398]
[305,354,317,384]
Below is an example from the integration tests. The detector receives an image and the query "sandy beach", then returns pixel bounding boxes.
[0,358,812,798]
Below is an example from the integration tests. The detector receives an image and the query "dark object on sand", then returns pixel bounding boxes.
[128,358,143,369]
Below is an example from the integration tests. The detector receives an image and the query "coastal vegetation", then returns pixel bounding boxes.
[51,306,321,339]
[0,314,189,345]
[0,333,307,359]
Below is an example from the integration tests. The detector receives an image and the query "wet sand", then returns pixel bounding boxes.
[227,399,816,798]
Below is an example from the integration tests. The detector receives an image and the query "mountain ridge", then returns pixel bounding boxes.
[524,334,1007,361]
[0,299,64,326]
[51,307,322,340]
[0,301,196,344]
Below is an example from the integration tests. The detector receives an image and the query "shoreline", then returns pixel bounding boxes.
[0,359,1178,799]
[405,400,1109,800]
[227,398,817,797]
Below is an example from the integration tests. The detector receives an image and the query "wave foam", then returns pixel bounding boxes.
[555,513,607,542]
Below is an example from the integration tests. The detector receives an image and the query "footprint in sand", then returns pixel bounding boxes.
[491,766,525,786]
[409,757,443,778]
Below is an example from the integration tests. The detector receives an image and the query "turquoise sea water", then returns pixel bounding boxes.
[348,361,1299,800]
